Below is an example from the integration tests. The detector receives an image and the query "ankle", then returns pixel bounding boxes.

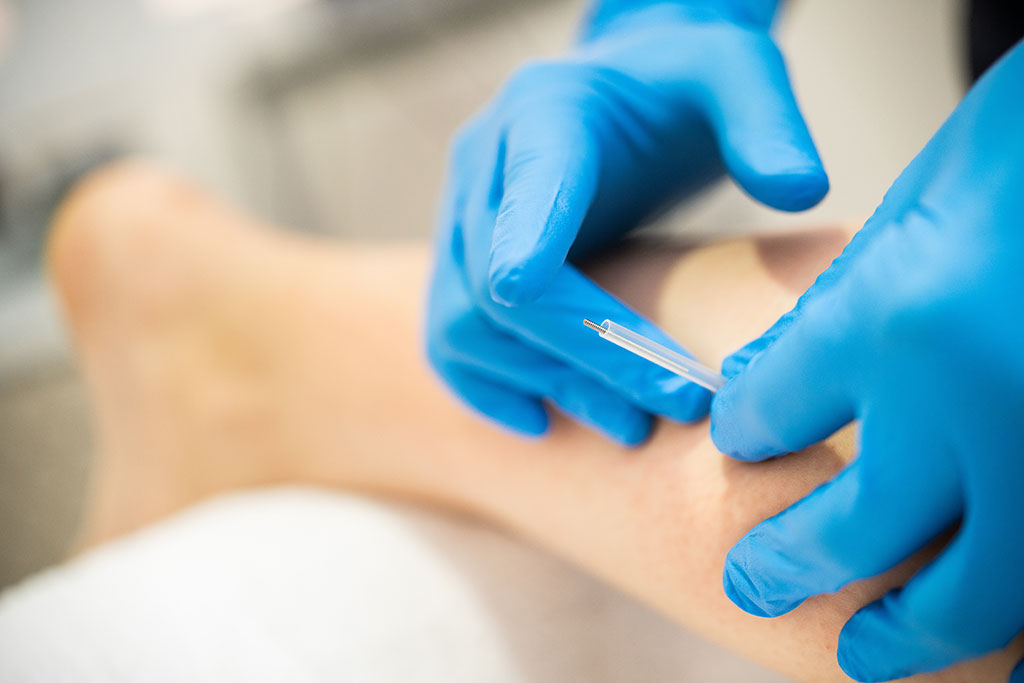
[49,162,297,546]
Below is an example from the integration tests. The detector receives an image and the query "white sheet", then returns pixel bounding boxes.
[0,487,787,682]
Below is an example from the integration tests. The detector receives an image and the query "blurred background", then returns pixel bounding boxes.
[0,0,964,678]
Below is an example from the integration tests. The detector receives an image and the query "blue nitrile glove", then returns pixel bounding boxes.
[712,40,1024,682]
[425,0,828,443]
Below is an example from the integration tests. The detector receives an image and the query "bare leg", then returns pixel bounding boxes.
[49,162,1022,682]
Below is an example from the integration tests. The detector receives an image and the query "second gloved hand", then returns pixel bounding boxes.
[712,40,1024,682]
[426,1,828,442]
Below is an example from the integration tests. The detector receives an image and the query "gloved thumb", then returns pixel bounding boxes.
[699,30,828,212]
[488,109,600,306]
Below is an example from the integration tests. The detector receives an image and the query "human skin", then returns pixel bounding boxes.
[48,162,1023,682]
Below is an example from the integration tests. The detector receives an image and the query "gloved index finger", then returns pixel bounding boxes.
[488,99,601,306]
[485,263,713,423]
[710,278,857,460]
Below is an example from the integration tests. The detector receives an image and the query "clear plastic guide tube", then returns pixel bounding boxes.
[584,319,727,392]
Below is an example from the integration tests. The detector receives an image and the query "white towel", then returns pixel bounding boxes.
[0,487,787,682]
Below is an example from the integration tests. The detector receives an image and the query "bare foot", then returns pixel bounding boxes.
[49,162,303,550]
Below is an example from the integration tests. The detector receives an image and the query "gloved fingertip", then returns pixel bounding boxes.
[551,381,653,446]
[753,166,830,213]
[723,536,804,618]
[709,394,763,462]
[722,563,773,618]
[709,375,787,462]
[671,384,712,423]
[709,402,742,458]
[720,340,769,378]
[631,372,711,424]
[837,611,882,683]
[481,399,549,437]
[720,353,752,379]
[609,410,654,447]
[836,641,874,683]
[837,604,933,683]
[511,415,550,438]
[1010,656,1024,683]
[443,365,552,437]
[488,261,545,307]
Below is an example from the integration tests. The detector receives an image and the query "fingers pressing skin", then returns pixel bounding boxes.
[710,281,857,461]
[723,424,961,619]
[837,522,1024,682]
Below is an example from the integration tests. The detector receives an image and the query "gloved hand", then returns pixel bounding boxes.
[711,40,1024,682]
[426,0,828,443]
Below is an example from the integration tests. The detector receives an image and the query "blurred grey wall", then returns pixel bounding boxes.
[211,0,967,242]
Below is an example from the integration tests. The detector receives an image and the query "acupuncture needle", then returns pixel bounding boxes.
[583,318,727,392]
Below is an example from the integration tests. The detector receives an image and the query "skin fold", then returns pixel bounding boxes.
[48,162,1022,682]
